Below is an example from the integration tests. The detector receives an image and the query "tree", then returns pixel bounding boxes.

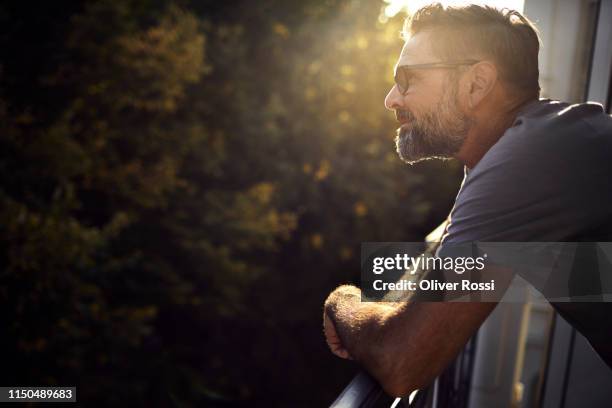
[0,0,462,406]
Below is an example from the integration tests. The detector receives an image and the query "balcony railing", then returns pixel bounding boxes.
[329,337,476,408]
[329,370,431,408]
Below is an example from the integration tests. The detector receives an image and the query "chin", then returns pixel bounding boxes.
[394,129,456,165]
[395,129,428,164]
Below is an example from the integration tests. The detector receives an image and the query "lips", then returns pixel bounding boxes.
[395,109,411,124]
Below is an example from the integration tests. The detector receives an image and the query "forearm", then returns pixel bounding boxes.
[324,285,495,397]
[324,285,394,354]
[324,285,406,393]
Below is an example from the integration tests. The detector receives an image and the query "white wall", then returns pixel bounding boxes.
[524,0,599,103]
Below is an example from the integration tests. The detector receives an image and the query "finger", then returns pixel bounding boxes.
[332,347,353,360]
[323,312,353,359]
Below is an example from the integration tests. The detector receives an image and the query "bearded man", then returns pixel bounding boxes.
[323,3,612,397]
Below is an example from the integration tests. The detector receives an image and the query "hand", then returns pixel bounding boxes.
[323,311,353,360]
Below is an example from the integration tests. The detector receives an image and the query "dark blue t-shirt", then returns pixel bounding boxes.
[441,99,612,366]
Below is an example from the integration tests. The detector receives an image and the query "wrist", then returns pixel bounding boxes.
[324,285,367,355]
[325,285,361,320]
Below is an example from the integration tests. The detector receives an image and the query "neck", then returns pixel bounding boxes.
[456,95,536,169]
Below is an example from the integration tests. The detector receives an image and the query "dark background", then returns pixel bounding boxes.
[0,0,462,406]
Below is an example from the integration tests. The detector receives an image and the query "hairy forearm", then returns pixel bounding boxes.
[324,285,394,355]
[324,285,408,393]
[324,285,494,397]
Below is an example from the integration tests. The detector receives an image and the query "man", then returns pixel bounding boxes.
[323,3,612,398]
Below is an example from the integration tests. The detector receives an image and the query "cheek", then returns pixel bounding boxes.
[404,92,439,118]
[406,77,446,113]
[453,82,470,113]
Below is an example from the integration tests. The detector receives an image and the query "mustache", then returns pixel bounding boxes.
[395,109,414,123]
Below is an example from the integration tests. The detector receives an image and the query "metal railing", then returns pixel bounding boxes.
[329,371,431,408]
[329,336,477,408]
[329,371,391,408]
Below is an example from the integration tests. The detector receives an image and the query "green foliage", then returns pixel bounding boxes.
[0,0,462,406]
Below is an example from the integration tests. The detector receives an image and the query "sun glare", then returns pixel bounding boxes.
[380,0,525,22]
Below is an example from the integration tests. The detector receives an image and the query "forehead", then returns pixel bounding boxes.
[396,31,438,67]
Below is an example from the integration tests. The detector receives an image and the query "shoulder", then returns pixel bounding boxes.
[475,100,612,180]
[467,99,612,195]
[445,100,612,242]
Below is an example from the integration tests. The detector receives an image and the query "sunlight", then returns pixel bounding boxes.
[380,0,524,22]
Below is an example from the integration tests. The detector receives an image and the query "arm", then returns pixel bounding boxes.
[324,285,496,397]
[324,135,545,396]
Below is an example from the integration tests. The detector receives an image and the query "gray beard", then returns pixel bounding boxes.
[394,86,472,165]
[395,125,461,165]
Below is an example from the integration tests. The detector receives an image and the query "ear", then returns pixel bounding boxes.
[465,61,497,109]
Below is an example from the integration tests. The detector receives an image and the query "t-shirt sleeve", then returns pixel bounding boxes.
[441,118,612,244]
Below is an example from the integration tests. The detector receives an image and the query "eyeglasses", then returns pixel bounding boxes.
[394,60,480,95]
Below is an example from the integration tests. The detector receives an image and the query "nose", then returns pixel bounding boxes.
[384,85,403,111]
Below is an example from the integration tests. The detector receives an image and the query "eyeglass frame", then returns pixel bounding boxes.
[394,60,480,95]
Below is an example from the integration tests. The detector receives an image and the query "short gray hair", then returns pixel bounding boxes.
[403,3,541,97]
